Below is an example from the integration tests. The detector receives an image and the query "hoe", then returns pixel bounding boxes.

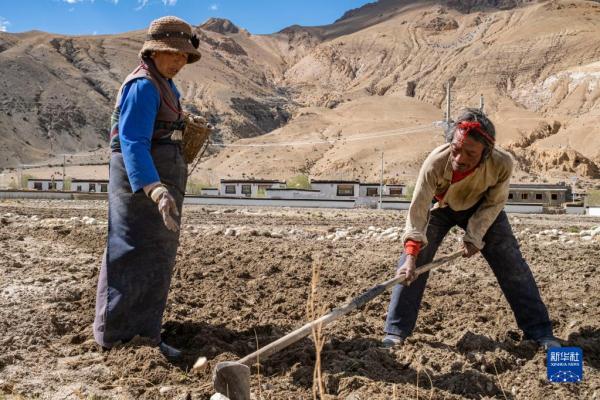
[204,250,462,400]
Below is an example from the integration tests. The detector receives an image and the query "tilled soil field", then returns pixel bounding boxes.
[0,200,598,400]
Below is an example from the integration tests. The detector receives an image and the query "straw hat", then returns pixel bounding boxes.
[140,16,201,64]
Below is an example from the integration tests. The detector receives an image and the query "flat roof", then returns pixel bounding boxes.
[186,195,355,202]
[509,184,568,190]
[28,178,63,182]
[266,188,320,192]
[220,179,285,184]
[72,179,109,183]
[310,180,360,184]
[509,187,568,192]
[505,202,545,206]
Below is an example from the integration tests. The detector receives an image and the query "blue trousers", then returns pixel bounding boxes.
[384,205,553,341]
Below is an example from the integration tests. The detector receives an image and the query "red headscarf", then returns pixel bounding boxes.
[456,120,495,145]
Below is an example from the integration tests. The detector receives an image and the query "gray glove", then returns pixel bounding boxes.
[150,185,179,232]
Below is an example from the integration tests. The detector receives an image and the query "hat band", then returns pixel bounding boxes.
[147,31,191,41]
[146,31,200,49]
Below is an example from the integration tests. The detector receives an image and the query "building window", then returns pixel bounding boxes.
[508,193,514,200]
[100,184,108,192]
[34,182,42,190]
[225,185,236,194]
[77,185,82,192]
[337,184,354,196]
[241,185,252,197]
[89,183,96,192]
[48,182,56,190]
[366,187,378,197]
[551,193,558,200]
[389,188,403,196]
[521,193,528,200]
[535,193,543,200]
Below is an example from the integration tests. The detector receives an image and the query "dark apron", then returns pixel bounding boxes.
[93,142,187,348]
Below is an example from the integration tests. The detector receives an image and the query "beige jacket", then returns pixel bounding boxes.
[403,143,514,249]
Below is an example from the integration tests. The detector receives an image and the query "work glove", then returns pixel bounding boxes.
[395,254,417,285]
[150,185,180,232]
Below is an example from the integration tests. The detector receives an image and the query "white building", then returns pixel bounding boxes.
[219,179,285,198]
[309,180,360,199]
[265,188,321,199]
[72,179,109,193]
[507,183,570,206]
[589,206,600,217]
[27,179,64,191]
[385,184,406,197]
[357,183,407,198]
[200,187,219,196]
[358,183,382,197]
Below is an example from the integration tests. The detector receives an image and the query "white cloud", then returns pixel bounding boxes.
[63,0,115,4]
[135,0,149,10]
[136,0,176,11]
[209,3,218,11]
[0,17,10,32]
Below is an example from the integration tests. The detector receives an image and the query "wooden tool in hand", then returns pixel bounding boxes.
[209,250,462,400]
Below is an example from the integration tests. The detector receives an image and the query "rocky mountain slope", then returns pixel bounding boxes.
[2,0,600,186]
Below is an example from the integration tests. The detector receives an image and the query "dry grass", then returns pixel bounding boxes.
[415,364,434,400]
[307,257,327,399]
[493,361,508,400]
[254,328,263,400]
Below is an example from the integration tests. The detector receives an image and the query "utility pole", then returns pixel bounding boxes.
[62,154,66,183]
[379,151,383,210]
[479,94,484,112]
[445,81,452,123]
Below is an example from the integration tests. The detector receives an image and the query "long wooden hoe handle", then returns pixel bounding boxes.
[237,250,462,367]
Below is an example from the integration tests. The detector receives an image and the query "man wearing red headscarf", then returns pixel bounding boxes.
[382,108,560,350]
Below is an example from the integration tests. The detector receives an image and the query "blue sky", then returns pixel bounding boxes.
[0,0,374,36]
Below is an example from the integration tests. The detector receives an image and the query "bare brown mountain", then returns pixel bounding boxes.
[0,19,294,166]
[2,0,600,187]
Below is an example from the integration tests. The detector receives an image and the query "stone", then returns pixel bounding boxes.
[193,356,208,371]
[159,386,172,394]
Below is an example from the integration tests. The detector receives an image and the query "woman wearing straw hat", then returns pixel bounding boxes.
[93,16,202,358]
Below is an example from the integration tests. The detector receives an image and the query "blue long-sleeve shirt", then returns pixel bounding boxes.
[118,77,180,192]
